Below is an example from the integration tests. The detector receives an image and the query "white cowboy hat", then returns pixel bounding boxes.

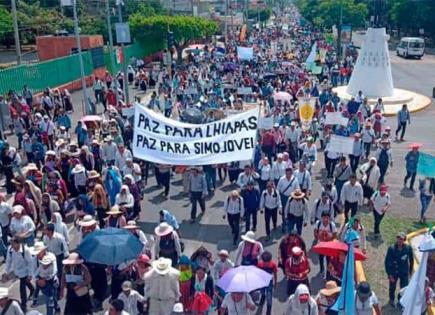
[152,257,172,275]
[45,150,56,156]
[154,222,173,236]
[241,231,256,244]
[39,254,55,265]
[106,206,122,216]
[71,164,85,174]
[123,220,139,230]
[79,215,97,227]
[0,287,8,299]
[29,241,47,255]
[62,253,83,265]
[173,303,184,313]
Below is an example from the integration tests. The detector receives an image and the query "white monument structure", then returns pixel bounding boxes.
[334,28,431,115]
[346,28,394,98]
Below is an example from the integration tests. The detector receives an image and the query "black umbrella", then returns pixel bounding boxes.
[182,107,204,124]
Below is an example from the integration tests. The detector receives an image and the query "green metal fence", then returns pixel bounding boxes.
[0,40,164,96]
[0,52,94,96]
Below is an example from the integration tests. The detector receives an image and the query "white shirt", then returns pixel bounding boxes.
[277,175,300,197]
[294,169,312,191]
[311,199,334,222]
[10,215,35,237]
[115,149,133,171]
[33,252,57,280]
[257,163,272,181]
[122,163,142,182]
[0,300,24,315]
[222,293,256,315]
[0,201,12,227]
[43,232,69,257]
[355,291,379,315]
[260,189,282,210]
[285,127,301,143]
[224,196,245,216]
[118,290,145,315]
[361,128,375,143]
[101,142,117,161]
[236,172,259,188]
[5,245,32,278]
[370,192,391,214]
[340,182,363,205]
[314,220,337,241]
[272,161,287,180]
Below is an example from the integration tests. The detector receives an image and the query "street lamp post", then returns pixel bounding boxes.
[337,0,343,60]
[116,0,130,105]
[11,0,21,65]
[72,0,90,114]
[105,0,119,107]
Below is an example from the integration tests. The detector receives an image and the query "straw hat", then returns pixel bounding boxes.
[12,205,24,215]
[45,150,56,156]
[152,257,172,275]
[218,249,229,257]
[292,246,303,256]
[106,206,122,216]
[25,163,38,171]
[62,253,83,265]
[241,231,256,244]
[320,281,341,296]
[29,241,47,255]
[79,215,97,227]
[88,170,100,179]
[154,222,174,236]
[39,254,55,265]
[0,288,8,299]
[291,189,305,199]
[173,303,184,313]
[55,139,65,147]
[123,220,139,229]
[71,164,85,174]
[122,281,132,291]
[104,135,113,142]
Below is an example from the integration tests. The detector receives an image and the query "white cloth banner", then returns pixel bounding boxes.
[237,46,254,60]
[133,105,260,165]
[328,135,354,154]
[325,112,349,126]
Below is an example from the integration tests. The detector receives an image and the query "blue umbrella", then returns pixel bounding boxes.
[78,227,143,265]
[330,228,358,315]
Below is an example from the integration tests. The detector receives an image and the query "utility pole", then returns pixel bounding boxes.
[337,0,343,60]
[72,0,90,114]
[116,0,130,105]
[105,0,119,106]
[11,0,21,65]
[224,0,228,43]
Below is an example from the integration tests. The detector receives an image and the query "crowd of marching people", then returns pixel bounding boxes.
[0,3,434,315]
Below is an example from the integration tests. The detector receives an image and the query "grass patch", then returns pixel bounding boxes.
[358,212,434,314]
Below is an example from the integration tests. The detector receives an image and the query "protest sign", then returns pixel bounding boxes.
[184,88,198,95]
[417,152,435,178]
[237,46,254,60]
[325,112,349,126]
[237,87,253,95]
[258,116,274,130]
[328,135,354,155]
[133,105,260,165]
[122,106,135,118]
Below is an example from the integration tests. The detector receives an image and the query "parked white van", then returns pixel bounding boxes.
[396,37,425,59]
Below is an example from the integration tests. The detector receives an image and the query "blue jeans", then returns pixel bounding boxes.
[41,279,59,315]
[420,193,432,220]
[260,283,273,315]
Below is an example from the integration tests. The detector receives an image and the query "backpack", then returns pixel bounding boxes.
[315,199,333,219]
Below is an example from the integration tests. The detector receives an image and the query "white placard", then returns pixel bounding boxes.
[184,88,198,95]
[328,135,354,155]
[258,116,274,130]
[237,46,254,60]
[325,112,349,126]
[122,107,135,118]
[237,87,253,95]
[133,105,260,165]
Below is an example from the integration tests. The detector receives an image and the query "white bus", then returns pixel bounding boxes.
[396,37,425,59]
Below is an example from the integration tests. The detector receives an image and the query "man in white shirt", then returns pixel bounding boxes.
[272,154,287,185]
[294,161,312,195]
[284,189,309,235]
[33,251,59,314]
[0,195,12,255]
[277,168,300,233]
[222,292,256,315]
[115,144,133,172]
[314,211,337,275]
[370,185,391,237]
[361,123,375,159]
[101,136,118,165]
[43,223,69,282]
[223,191,245,245]
[0,287,24,315]
[236,165,259,190]
[340,175,364,222]
[257,157,272,193]
[259,181,282,240]
[118,281,145,315]
[311,191,335,224]
[285,121,301,163]
[4,237,34,311]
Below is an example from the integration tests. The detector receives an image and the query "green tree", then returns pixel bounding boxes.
[0,5,13,42]
[129,14,218,63]
[248,7,272,22]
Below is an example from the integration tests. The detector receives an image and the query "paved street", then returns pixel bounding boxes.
[2,47,435,314]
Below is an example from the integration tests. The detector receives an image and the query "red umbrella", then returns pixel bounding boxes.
[191,292,212,313]
[312,241,367,261]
